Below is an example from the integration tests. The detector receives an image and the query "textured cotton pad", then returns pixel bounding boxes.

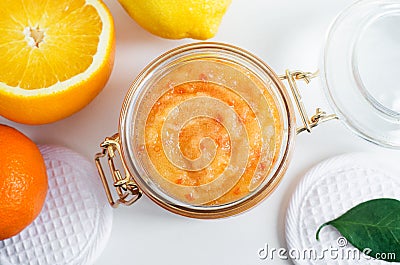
[0,145,113,265]
[285,153,400,265]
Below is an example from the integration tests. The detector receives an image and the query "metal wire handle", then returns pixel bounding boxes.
[279,70,338,134]
[95,133,142,207]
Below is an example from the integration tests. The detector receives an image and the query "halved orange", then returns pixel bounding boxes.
[0,0,115,124]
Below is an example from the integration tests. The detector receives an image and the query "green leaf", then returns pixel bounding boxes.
[316,198,400,262]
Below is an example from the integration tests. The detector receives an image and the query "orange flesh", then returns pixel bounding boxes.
[0,0,102,89]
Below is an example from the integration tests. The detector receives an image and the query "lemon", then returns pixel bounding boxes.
[117,0,231,40]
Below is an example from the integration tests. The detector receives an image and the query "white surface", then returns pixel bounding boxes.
[286,153,400,265]
[2,1,400,264]
[0,145,112,265]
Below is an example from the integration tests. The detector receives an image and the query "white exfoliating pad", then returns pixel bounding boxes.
[0,145,113,265]
[286,153,400,265]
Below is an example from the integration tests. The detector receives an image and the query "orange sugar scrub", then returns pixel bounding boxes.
[135,59,283,206]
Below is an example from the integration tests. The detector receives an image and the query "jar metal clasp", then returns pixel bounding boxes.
[95,133,142,207]
[279,70,338,134]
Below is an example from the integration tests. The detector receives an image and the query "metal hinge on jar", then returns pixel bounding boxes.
[279,70,338,134]
[95,133,142,207]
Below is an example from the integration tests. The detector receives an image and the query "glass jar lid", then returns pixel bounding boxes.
[119,43,296,218]
[322,0,400,148]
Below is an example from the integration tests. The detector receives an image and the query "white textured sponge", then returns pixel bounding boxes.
[286,153,400,265]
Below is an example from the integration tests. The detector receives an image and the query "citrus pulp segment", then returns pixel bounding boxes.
[0,0,115,124]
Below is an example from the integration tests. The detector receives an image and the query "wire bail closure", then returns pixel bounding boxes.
[279,70,338,134]
[95,133,142,207]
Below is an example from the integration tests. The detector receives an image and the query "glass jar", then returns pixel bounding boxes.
[95,42,335,218]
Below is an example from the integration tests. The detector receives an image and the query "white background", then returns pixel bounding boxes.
[2,0,400,264]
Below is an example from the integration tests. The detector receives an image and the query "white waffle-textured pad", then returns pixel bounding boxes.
[0,145,113,265]
[286,153,400,265]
